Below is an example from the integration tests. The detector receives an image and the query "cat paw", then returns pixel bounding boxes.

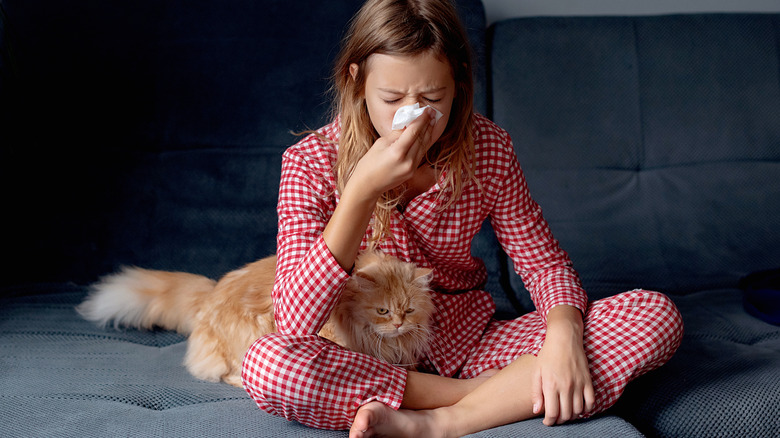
[223,374,244,388]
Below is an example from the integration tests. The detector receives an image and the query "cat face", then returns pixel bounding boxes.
[326,251,436,368]
[363,281,431,338]
[343,252,435,340]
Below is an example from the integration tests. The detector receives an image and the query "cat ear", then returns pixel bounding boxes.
[355,250,385,268]
[354,250,384,279]
[352,270,378,291]
[413,268,433,287]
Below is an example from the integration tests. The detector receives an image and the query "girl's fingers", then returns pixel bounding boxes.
[584,381,596,413]
[572,390,584,417]
[359,108,434,194]
[414,123,434,164]
[410,111,436,165]
[397,108,435,157]
[557,391,573,425]
[530,369,544,416]
[543,389,559,426]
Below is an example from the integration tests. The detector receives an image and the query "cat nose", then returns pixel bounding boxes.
[394,323,403,329]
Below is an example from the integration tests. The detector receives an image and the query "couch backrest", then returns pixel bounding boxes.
[490,14,780,299]
[0,0,486,288]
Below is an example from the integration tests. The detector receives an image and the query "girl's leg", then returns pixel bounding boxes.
[242,332,406,429]
[581,289,683,410]
[351,353,539,438]
[462,289,683,413]
[241,332,486,430]
[351,289,683,437]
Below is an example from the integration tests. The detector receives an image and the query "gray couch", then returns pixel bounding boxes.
[2,1,778,436]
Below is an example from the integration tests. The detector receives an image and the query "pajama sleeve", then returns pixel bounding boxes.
[488,129,588,322]
[272,143,351,336]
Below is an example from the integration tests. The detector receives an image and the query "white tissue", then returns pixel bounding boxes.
[391,103,444,130]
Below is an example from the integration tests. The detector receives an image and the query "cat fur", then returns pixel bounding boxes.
[76,251,434,387]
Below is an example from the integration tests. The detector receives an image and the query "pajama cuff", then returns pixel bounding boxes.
[355,364,408,412]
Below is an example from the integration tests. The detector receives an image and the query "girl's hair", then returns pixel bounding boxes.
[332,0,476,245]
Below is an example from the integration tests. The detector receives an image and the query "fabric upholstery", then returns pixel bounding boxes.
[1,289,642,437]
[490,14,780,437]
[490,14,780,301]
[1,1,778,437]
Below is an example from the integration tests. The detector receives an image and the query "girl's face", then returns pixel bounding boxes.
[353,51,455,141]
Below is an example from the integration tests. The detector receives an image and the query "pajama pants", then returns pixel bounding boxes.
[241,290,683,431]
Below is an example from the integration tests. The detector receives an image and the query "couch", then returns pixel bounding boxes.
[2,0,778,436]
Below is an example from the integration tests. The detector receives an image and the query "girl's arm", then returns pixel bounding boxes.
[274,110,436,335]
[273,146,353,336]
[489,130,587,319]
[323,107,436,271]
[488,129,593,425]
[531,304,596,425]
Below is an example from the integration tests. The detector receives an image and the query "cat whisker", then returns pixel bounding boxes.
[423,324,447,350]
[371,331,386,360]
[391,362,420,367]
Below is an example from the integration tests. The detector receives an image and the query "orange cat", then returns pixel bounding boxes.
[77,251,435,387]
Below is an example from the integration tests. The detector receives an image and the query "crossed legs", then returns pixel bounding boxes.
[243,290,683,437]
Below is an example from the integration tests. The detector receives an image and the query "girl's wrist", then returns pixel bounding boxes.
[322,180,379,271]
[341,179,381,211]
[545,305,584,339]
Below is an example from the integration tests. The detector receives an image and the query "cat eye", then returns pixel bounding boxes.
[405,308,415,314]
[377,308,389,315]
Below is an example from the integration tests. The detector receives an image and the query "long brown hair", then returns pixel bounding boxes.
[333,0,476,244]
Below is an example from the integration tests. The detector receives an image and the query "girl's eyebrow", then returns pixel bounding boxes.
[378,86,447,94]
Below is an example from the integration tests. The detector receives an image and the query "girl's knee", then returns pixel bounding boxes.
[628,290,683,346]
[585,290,684,410]
[241,333,285,412]
[241,332,399,430]
[594,290,682,328]
[586,290,683,411]
[593,289,683,347]
[241,332,324,416]
[644,291,684,362]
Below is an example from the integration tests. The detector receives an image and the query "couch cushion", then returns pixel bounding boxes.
[0,287,644,437]
[614,290,780,437]
[489,14,780,300]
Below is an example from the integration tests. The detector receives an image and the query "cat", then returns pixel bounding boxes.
[76,250,435,387]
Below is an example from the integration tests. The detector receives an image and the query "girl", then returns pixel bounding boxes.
[242,0,683,437]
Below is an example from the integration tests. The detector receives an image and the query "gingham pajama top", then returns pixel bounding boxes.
[242,114,683,429]
[272,114,584,372]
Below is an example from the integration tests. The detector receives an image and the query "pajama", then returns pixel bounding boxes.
[243,289,682,429]
[242,114,684,430]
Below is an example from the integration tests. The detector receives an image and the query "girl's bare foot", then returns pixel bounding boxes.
[348,369,501,437]
[349,401,450,438]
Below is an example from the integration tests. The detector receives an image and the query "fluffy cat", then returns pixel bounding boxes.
[76,250,435,387]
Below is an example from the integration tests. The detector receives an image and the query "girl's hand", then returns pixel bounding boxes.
[322,107,436,271]
[348,107,436,200]
[531,305,596,426]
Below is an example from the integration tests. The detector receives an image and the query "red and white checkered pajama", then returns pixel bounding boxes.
[241,115,683,430]
[243,289,682,430]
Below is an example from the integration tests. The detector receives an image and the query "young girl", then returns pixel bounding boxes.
[241,0,683,437]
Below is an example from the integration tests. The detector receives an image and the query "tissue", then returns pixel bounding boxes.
[391,103,444,130]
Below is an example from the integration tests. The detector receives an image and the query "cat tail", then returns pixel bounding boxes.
[76,266,216,335]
